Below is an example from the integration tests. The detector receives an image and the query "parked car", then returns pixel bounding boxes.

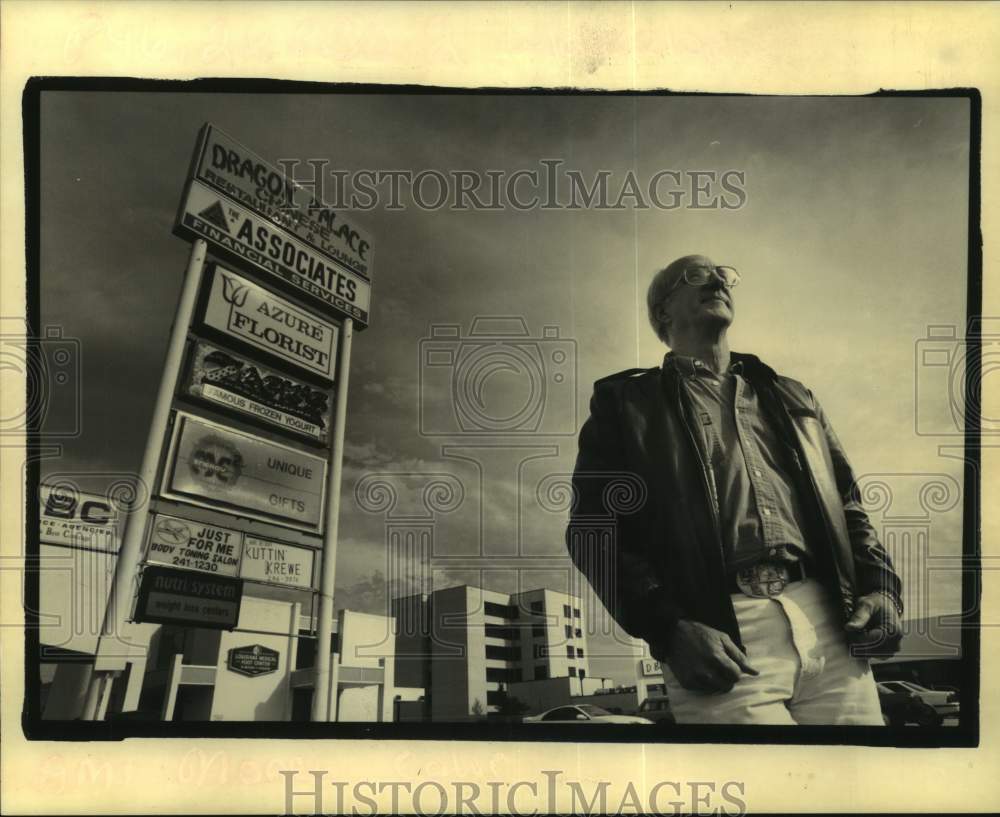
[878,680,959,718]
[523,704,654,724]
[876,682,942,727]
[637,696,676,725]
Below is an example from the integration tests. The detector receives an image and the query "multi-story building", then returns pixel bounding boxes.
[391,584,591,721]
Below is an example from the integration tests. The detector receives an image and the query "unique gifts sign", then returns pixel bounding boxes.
[201,266,338,381]
[161,412,328,533]
[184,341,333,444]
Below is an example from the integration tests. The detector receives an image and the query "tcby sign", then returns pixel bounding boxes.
[39,484,119,553]
[161,412,328,533]
[202,266,338,381]
[184,342,333,444]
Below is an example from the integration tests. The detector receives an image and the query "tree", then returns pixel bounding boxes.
[470,698,485,718]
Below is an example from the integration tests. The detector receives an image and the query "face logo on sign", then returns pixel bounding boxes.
[154,517,191,546]
[189,435,243,487]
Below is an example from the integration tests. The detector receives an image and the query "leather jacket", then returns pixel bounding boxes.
[566,351,902,660]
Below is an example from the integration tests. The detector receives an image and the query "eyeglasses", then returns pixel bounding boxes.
[666,265,741,296]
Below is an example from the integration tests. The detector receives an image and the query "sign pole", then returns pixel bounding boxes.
[82,238,208,719]
[311,317,353,722]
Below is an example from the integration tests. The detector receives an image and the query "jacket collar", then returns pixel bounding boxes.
[661,350,777,382]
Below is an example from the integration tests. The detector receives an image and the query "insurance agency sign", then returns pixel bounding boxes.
[160,412,328,533]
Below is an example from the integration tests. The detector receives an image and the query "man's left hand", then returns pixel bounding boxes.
[845,592,902,657]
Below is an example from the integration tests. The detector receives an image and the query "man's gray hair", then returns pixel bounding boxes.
[646,263,678,346]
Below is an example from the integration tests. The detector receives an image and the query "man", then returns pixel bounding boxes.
[566,254,903,725]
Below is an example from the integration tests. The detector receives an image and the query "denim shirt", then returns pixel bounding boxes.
[666,352,813,572]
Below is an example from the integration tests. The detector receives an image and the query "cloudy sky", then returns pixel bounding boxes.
[38,90,970,683]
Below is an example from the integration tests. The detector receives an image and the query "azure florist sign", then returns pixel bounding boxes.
[202,265,338,381]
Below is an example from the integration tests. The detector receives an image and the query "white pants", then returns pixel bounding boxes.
[661,579,884,725]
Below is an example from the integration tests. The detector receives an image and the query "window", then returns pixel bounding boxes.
[573,607,581,618]
[579,669,586,679]
[569,667,577,677]
[566,645,575,658]
[562,604,572,618]
[576,647,584,658]
[534,644,547,659]
[485,623,519,640]
[486,690,506,705]
[532,625,545,637]
[535,665,548,680]
[564,624,573,638]
[574,628,582,638]
[530,601,543,613]
[485,645,518,661]
[486,667,507,683]
[485,601,519,619]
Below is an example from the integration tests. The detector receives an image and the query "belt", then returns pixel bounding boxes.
[728,559,808,598]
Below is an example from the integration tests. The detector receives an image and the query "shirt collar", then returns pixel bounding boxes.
[663,351,744,378]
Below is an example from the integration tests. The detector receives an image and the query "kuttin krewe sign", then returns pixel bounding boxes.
[239,536,315,590]
[144,513,242,577]
[174,123,372,326]
[184,341,333,444]
[161,412,328,533]
[202,266,338,381]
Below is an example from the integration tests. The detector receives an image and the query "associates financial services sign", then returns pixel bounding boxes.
[174,123,372,326]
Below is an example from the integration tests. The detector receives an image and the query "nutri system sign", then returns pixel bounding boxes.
[183,341,333,444]
[161,412,328,533]
[174,124,372,326]
[135,565,242,629]
[202,266,338,382]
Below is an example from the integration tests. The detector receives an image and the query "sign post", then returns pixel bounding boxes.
[82,123,371,722]
[310,318,353,722]
[82,239,208,719]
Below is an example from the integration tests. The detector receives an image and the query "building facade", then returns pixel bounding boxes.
[392,585,591,720]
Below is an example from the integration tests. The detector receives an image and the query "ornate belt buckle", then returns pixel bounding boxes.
[735,562,790,598]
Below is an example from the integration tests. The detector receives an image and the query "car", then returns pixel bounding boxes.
[876,682,943,727]
[877,680,959,718]
[637,696,676,725]
[523,704,654,724]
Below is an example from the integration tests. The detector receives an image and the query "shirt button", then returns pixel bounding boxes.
[768,548,777,557]
[763,508,772,516]
[753,468,762,477]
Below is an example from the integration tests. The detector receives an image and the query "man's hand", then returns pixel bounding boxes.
[664,619,759,693]
[845,591,902,656]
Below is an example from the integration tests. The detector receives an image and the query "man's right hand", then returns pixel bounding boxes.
[664,619,759,693]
